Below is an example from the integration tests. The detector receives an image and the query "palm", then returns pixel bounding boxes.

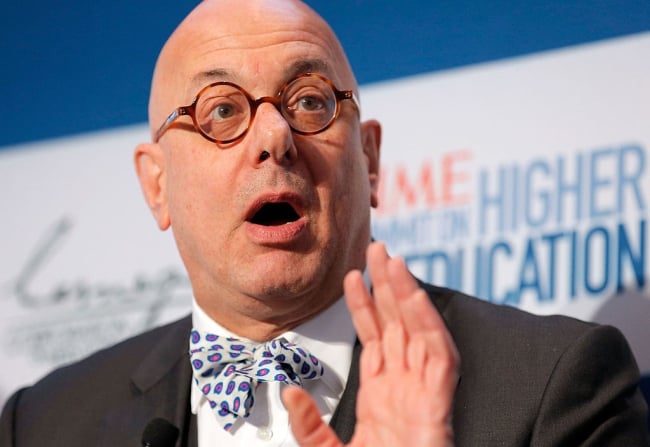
[352,359,451,447]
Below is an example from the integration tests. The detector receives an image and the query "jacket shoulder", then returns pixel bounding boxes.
[35,315,192,388]
[422,282,595,348]
[0,315,192,446]
[421,283,648,445]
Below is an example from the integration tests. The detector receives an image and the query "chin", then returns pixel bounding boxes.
[243,254,326,299]
[252,272,317,299]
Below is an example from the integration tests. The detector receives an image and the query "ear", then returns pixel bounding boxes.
[360,119,382,208]
[134,142,170,230]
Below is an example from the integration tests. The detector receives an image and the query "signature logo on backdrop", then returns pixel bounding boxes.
[1,217,192,366]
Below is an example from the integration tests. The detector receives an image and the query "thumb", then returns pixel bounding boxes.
[282,386,344,447]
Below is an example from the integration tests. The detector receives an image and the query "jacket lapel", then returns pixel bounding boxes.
[329,338,361,443]
[98,316,197,447]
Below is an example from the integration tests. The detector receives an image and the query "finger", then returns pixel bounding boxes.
[282,387,343,447]
[403,290,459,377]
[386,256,420,301]
[386,257,444,335]
[422,339,459,428]
[399,286,459,385]
[423,330,460,393]
[344,270,381,345]
[382,321,407,373]
[401,287,448,336]
[367,242,400,327]
[359,340,383,382]
[406,334,427,376]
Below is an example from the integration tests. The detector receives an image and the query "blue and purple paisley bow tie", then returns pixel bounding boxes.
[189,330,324,431]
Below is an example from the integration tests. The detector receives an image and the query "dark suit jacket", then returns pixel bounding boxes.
[1,283,648,446]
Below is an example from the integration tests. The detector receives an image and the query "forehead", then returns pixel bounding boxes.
[165,1,350,96]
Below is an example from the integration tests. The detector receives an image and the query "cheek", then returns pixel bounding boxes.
[165,145,230,231]
[306,126,365,182]
[309,138,372,218]
[167,155,201,215]
[165,155,236,271]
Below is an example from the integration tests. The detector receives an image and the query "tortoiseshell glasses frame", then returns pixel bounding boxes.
[154,73,359,145]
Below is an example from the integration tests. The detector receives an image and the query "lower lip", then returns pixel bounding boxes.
[244,216,308,245]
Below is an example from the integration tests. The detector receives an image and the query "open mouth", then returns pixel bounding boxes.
[249,202,300,226]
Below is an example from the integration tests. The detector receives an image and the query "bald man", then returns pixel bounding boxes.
[1,1,648,446]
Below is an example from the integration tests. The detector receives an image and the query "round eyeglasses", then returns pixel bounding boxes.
[154,73,360,145]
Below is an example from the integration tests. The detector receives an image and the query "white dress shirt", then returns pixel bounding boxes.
[191,294,357,446]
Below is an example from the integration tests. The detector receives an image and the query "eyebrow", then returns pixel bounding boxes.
[190,58,333,93]
[190,68,233,89]
[284,58,332,80]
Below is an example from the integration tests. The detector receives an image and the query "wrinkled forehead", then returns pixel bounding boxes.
[149,0,357,128]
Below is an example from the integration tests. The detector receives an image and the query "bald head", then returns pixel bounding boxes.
[148,0,358,138]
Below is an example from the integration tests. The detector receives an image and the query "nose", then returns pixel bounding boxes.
[247,102,298,167]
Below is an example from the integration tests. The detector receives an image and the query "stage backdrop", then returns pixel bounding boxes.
[1,1,649,416]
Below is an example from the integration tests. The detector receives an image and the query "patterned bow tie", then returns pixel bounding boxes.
[189,329,324,431]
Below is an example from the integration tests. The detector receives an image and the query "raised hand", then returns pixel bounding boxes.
[282,242,459,447]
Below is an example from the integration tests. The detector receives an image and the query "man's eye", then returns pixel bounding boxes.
[211,104,236,120]
[297,96,325,111]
